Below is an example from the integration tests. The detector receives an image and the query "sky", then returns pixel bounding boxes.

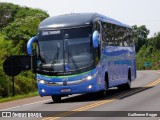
[1,0,160,38]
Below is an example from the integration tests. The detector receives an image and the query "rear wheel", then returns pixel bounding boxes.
[51,95,61,103]
[118,70,131,90]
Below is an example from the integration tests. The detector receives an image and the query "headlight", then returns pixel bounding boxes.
[38,79,55,85]
[83,72,97,81]
[87,76,92,80]
[38,79,47,84]
[39,80,45,84]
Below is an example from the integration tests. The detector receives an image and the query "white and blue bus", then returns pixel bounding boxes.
[27,13,136,102]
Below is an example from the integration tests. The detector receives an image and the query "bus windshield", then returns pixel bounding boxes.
[38,26,94,73]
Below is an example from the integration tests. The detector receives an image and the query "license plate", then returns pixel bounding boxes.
[61,89,71,92]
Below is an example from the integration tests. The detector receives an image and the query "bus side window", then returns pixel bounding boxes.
[102,22,116,46]
[102,22,107,49]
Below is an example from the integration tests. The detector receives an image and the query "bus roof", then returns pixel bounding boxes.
[38,13,130,30]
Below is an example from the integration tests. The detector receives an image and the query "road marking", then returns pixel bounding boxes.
[0,99,52,111]
[42,78,160,120]
[145,79,160,87]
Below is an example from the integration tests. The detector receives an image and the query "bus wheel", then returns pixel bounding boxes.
[51,95,61,103]
[99,73,108,97]
[124,70,131,90]
[103,80,108,97]
[118,70,131,90]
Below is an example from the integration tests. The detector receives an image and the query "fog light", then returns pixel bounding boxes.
[41,89,45,93]
[87,85,92,89]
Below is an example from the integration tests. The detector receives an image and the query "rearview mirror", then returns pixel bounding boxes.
[92,31,99,48]
[27,36,37,55]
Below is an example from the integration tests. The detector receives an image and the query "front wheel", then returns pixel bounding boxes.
[51,95,61,103]
[99,79,108,98]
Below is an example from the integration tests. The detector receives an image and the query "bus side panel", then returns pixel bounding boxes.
[101,46,136,88]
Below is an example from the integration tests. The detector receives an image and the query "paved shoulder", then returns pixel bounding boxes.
[0,96,51,110]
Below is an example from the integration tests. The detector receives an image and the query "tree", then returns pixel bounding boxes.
[132,25,150,52]
[2,3,49,54]
[0,3,49,97]
[0,3,20,30]
[3,17,42,53]
[0,34,14,97]
[153,32,160,49]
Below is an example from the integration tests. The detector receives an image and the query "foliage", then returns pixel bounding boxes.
[15,71,37,94]
[0,3,20,30]
[3,17,42,53]
[0,3,49,98]
[0,34,14,97]
[2,2,49,54]
[0,34,37,97]
[153,32,160,49]
[136,32,160,70]
[132,25,150,52]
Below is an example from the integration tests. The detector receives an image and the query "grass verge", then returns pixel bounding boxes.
[0,91,38,103]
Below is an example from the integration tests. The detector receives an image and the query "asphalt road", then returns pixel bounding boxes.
[1,70,160,120]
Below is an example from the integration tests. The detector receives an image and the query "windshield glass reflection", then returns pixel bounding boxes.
[38,26,94,73]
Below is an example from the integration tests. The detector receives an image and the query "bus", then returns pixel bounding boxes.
[27,13,136,102]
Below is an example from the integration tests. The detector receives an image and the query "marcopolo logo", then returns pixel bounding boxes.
[62,78,68,86]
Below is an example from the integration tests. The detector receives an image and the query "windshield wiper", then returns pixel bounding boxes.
[68,52,80,72]
[50,46,60,70]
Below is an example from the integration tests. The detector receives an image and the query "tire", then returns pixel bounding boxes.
[51,95,61,103]
[99,73,108,97]
[118,70,131,90]
[124,70,131,89]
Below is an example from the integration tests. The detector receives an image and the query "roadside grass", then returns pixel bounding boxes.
[0,91,38,103]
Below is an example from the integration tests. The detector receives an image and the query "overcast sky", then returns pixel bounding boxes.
[1,0,160,37]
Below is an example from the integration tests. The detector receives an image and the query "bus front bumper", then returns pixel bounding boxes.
[37,77,101,96]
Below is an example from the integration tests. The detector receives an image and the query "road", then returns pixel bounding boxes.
[1,70,160,120]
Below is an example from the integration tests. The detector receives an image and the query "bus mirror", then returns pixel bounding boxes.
[27,36,37,55]
[92,31,99,48]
